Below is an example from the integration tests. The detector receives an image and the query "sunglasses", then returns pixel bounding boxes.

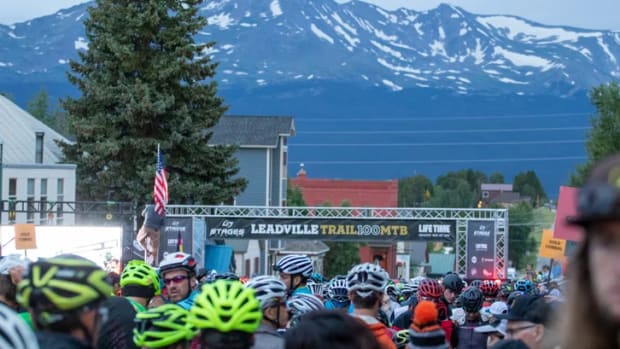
[164,275,188,285]
[577,184,620,220]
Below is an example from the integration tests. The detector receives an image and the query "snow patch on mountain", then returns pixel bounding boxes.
[270,0,283,17]
[331,13,357,35]
[382,79,403,91]
[310,23,334,44]
[371,40,402,59]
[493,46,557,71]
[477,15,599,43]
[74,37,88,50]
[334,25,359,48]
[207,13,234,29]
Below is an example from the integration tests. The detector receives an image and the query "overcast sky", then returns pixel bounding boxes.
[0,0,618,30]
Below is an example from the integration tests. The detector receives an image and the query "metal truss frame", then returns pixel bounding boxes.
[167,205,508,278]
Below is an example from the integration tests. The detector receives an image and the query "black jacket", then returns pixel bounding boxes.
[37,331,94,349]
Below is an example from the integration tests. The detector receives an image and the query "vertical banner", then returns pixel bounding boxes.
[553,186,583,241]
[193,217,206,269]
[158,217,193,259]
[466,220,496,279]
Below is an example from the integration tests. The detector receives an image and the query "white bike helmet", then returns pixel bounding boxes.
[410,276,426,292]
[274,255,313,277]
[346,263,389,298]
[287,293,324,327]
[306,281,324,298]
[0,255,29,275]
[158,252,197,275]
[0,304,39,349]
[245,276,287,310]
[328,276,349,302]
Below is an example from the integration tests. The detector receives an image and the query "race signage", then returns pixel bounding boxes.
[466,220,495,279]
[14,224,37,250]
[539,229,566,259]
[205,218,456,241]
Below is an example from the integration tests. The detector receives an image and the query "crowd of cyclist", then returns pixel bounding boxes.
[0,251,560,349]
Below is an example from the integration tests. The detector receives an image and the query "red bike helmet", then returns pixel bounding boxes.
[417,279,443,300]
[480,280,499,298]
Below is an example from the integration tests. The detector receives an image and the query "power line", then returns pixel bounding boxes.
[297,126,589,135]
[294,112,591,122]
[289,156,586,165]
[291,140,585,147]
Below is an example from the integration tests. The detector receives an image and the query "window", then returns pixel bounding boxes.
[245,259,251,277]
[40,179,48,223]
[57,178,64,224]
[8,178,16,198]
[8,178,17,222]
[27,178,35,222]
[35,132,44,163]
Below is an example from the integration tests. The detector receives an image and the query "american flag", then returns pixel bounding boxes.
[154,145,168,216]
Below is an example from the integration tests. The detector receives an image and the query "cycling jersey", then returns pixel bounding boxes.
[176,289,200,310]
[126,298,146,312]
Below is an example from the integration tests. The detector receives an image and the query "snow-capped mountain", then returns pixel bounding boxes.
[0,0,619,97]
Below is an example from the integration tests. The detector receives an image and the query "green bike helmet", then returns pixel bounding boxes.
[188,280,262,333]
[133,304,198,348]
[121,260,161,296]
[17,254,112,325]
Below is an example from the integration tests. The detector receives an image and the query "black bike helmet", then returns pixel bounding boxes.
[443,273,464,293]
[470,280,483,289]
[461,287,484,313]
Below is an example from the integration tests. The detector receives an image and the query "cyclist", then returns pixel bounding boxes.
[287,293,325,328]
[273,255,313,296]
[214,272,240,282]
[159,252,199,310]
[188,280,262,349]
[480,280,500,307]
[324,275,351,311]
[306,281,324,300]
[346,263,396,349]
[393,278,442,330]
[456,287,487,349]
[17,254,112,348]
[133,304,198,349]
[245,276,288,349]
[0,303,39,349]
[120,260,161,312]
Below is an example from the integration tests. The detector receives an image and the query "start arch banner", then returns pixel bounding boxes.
[205,217,457,242]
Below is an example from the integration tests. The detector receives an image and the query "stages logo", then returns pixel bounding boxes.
[209,220,245,237]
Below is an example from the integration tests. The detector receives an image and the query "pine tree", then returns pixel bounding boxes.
[570,82,620,186]
[59,0,246,204]
[27,89,51,124]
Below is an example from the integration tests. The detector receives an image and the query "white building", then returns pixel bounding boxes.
[0,95,76,225]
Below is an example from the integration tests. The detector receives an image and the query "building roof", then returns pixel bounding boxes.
[291,172,398,207]
[280,240,330,255]
[208,115,295,147]
[481,183,513,191]
[0,95,71,164]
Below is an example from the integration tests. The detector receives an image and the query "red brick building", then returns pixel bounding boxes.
[290,167,400,276]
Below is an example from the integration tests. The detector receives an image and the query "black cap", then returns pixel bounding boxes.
[96,296,139,349]
[568,153,620,226]
[496,295,550,325]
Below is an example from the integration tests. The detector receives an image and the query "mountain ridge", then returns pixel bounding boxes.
[0,0,611,196]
